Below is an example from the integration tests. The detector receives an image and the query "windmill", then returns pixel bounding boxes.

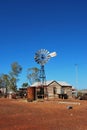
[34,49,57,85]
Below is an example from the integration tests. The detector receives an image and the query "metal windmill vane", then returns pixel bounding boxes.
[34,49,57,85]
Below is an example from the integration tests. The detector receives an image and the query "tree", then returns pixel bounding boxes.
[0,74,10,93]
[22,82,29,88]
[9,62,22,91]
[10,62,22,77]
[0,75,3,88]
[0,62,22,92]
[27,67,40,85]
[9,77,17,91]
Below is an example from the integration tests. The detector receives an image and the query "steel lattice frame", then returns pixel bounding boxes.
[34,49,51,85]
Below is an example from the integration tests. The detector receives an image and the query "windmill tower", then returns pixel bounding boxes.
[34,49,57,85]
[34,49,57,99]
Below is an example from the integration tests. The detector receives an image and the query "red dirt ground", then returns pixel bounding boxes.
[0,98,87,130]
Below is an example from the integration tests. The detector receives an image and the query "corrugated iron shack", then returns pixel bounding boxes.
[27,80,73,101]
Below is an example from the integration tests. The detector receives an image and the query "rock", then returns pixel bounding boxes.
[67,106,73,109]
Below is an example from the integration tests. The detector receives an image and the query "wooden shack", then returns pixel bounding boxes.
[27,80,72,100]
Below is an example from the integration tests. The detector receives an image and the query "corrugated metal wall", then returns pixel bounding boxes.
[27,87,35,101]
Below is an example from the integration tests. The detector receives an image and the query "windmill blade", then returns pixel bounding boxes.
[34,49,50,65]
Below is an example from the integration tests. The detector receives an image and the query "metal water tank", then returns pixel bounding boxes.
[27,87,35,101]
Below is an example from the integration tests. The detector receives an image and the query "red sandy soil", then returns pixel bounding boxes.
[0,98,87,130]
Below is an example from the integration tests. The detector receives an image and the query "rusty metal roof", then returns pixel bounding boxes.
[57,81,72,86]
[30,80,72,87]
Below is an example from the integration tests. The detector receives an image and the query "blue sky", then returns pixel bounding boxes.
[0,0,87,90]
